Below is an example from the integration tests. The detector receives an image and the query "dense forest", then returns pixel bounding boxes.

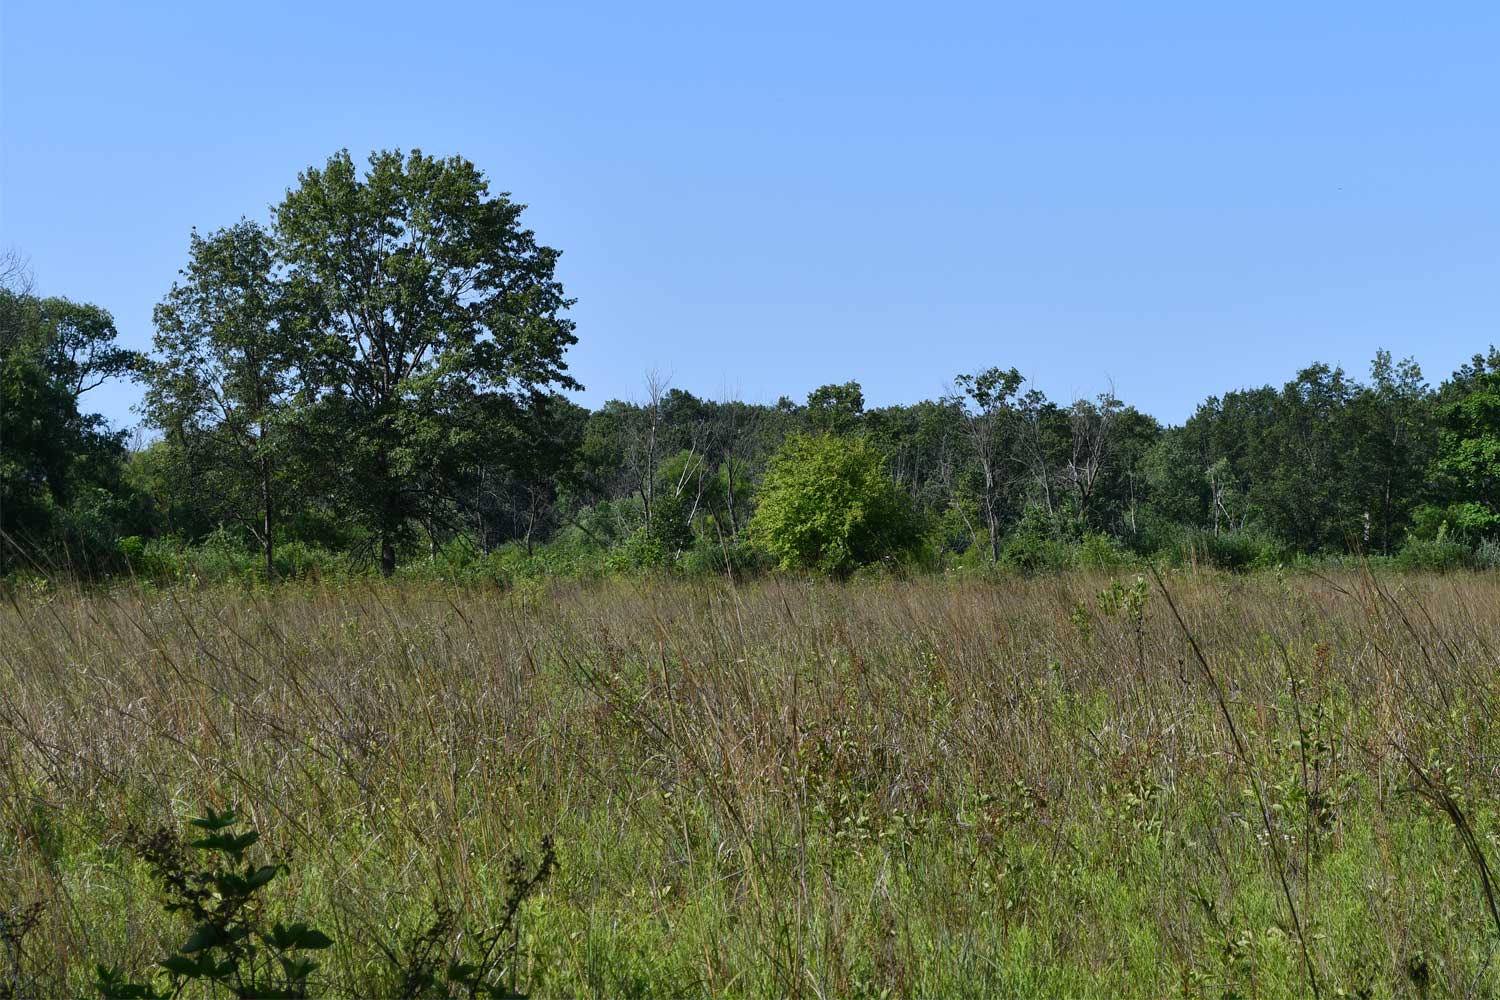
[5,148,1500,582]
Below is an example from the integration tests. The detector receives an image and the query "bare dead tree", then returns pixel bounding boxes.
[635,370,670,534]
[1064,386,1123,529]
[1207,458,1238,536]
[1013,387,1060,529]
[0,247,34,354]
[950,367,1023,564]
[718,394,749,540]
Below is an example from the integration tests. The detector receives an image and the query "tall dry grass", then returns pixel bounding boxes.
[3,570,1500,996]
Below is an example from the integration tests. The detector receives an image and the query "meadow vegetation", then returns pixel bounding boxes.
[5,569,1500,997]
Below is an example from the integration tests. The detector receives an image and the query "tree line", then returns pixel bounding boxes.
[4,148,1500,580]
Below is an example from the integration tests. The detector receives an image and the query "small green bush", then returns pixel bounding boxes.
[644,489,695,556]
[118,535,190,583]
[270,541,338,581]
[676,537,766,577]
[1396,525,1474,572]
[999,532,1075,573]
[1076,532,1132,570]
[606,527,668,574]
[1151,526,1290,572]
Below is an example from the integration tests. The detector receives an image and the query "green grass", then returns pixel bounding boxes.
[4,571,1500,996]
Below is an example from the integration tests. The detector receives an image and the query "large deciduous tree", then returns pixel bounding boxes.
[146,221,295,578]
[1432,370,1500,535]
[1351,351,1434,552]
[275,149,579,575]
[806,380,866,435]
[1251,364,1362,550]
[0,276,141,568]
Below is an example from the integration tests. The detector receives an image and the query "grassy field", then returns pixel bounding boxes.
[4,570,1500,997]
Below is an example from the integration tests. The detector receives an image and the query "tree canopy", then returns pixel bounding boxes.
[10,150,1500,580]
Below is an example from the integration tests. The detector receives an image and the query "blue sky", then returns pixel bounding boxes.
[4,2,1498,430]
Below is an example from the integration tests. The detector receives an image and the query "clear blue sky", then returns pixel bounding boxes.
[4,2,1498,431]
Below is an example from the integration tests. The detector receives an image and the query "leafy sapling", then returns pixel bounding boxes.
[95,807,332,999]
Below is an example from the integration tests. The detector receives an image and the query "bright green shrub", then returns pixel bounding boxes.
[748,432,918,576]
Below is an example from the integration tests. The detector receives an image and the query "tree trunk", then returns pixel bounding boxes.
[981,460,1000,564]
[262,486,274,579]
[479,473,491,554]
[1382,479,1393,555]
[260,455,275,580]
[525,492,537,557]
[724,457,738,539]
[380,537,396,578]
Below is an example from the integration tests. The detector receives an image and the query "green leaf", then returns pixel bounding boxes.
[266,921,334,950]
[299,927,334,949]
[95,964,170,1000]
[447,960,480,981]
[279,955,319,981]
[158,954,202,976]
[189,829,259,855]
[181,922,227,954]
[245,863,279,890]
[187,807,237,831]
[214,872,247,897]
